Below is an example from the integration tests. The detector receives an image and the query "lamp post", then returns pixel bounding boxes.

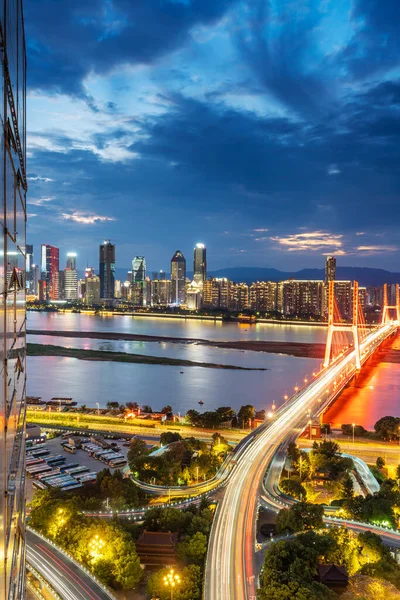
[164,568,180,600]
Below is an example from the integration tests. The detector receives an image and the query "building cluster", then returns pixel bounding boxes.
[27,248,395,320]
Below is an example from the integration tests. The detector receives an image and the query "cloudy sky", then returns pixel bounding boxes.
[26,0,400,274]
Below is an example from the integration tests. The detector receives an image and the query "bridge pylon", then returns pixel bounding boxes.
[324,280,361,370]
[381,283,400,324]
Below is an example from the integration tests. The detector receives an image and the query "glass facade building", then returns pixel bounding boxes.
[193,243,206,284]
[99,240,115,300]
[0,0,27,597]
[171,250,186,305]
[41,244,59,300]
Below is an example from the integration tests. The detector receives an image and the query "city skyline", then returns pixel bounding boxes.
[25,0,400,271]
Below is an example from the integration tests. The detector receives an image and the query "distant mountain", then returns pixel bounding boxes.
[207,267,400,287]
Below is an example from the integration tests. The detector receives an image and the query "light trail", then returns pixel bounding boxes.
[204,323,398,600]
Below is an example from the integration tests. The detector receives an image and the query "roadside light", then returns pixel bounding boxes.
[267,412,273,419]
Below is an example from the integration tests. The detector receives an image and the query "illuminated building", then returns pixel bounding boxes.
[66,252,77,270]
[171,250,186,305]
[39,280,47,302]
[99,240,115,300]
[151,279,172,306]
[325,255,336,284]
[41,244,59,300]
[114,280,122,299]
[334,280,352,321]
[26,244,33,292]
[202,278,231,309]
[31,264,39,296]
[193,243,207,284]
[64,269,78,300]
[278,280,325,316]
[185,280,202,310]
[230,283,249,311]
[0,1,28,594]
[132,256,146,306]
[250,281,277,312]
[85,275,100,305]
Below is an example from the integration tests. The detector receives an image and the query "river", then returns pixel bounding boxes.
[26,312,398,427]
[27,312,322,415]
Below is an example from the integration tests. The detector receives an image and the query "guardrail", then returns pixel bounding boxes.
[27,526,117,600]
[26,563,62,600]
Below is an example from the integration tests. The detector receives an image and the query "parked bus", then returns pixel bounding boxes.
[59,463,79,473]
[28,448,49,458]
[108,458,127,468]
[32,481,47,490]
[26,464,53,478]
[63,444,77,454]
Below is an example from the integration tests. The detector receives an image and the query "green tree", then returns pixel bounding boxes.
[160,431,182,445]
[396,465,400,481]
[280,478,307,500]
[161,405,173,414]
[340,473,354,499]
[177,531,208,565]
[276,502,324,534]
[374,416,400,440]
[376,456,386,469]
[237,405,256,427]
[147,565,202,600]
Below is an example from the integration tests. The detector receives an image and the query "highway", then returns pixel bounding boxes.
[26,528,116,600]
[204,323,398,600]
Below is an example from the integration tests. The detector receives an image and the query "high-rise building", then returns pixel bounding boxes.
[26,244,33,292]
[132,256,146,307]
[85,275,101,305]
[202,278,231,309]
[64,269,78,301]
[41,244,60,300]
[66,252,77,271]
[325,256,336,284]
[151,279,172,306]
[99,240,115,300]
[193,243,207,284]
[230,283,249,311]
[279,280,324,316]
[1,1,27,595]
[334,281,352,321]
[250,282,277,312]
[171,250,186,305]
[31,264,40,297]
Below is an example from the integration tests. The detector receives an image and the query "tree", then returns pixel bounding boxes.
[160,431,182,445]
[340,473,354,499]
[216,406,236,422]
[142,404,153,413]
[280,478,307,500]
[374,416,400,440]
[396,465,400,481]
[177,531,208,565]
[342,424,367,437]
[186,409,201,426]
[376,457,386,469]
[276,502,324,534]
[161,405,173,414]
[312,439,340,458]
[237,405,256,427]
[287,442,300,464]
[147,565,202,600]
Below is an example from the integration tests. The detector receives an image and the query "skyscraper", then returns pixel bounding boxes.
[66,252,77,271]
[171,250,186,305]
[1,0,27,596]
[131,256,146,307]
[26,244,33,292]
[325,256,336,284]
[193,243,207,284]
[99,240,115,300]
[41,244,59,300]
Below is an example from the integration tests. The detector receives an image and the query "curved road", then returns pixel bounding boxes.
[204,323,397,600]
[26,528,116,600]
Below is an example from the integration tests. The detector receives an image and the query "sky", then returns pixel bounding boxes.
[25,0,400,274]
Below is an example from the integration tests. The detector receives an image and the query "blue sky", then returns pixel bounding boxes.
[25,0,400,273]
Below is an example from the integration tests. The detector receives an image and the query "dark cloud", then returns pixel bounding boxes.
[25,0,236,97]
[235,0,333,118]
[341,0,400,79]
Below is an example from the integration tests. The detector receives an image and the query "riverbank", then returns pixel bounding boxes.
[27,343,267,370]
[27,330,326,359]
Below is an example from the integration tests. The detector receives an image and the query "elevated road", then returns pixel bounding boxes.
[26,528,116,600]
[204,323,398,600]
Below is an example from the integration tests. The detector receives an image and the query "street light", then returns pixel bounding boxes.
[164,568,181,600]
[352,423,356,447]
[88,534,105,561]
